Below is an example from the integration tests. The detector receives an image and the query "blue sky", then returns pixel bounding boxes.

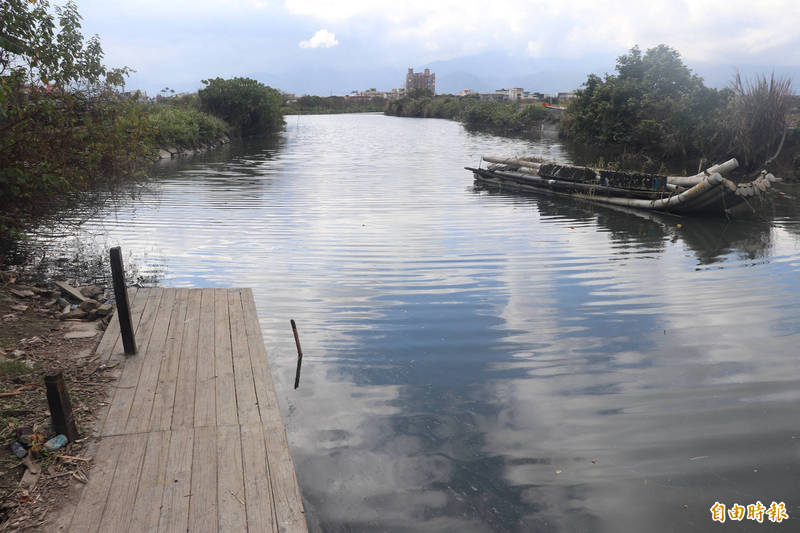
[75,0,800,95]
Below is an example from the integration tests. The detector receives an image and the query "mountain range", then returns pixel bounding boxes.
[245,51,800,96]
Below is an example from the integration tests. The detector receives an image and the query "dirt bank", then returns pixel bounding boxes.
[0,272,118,531]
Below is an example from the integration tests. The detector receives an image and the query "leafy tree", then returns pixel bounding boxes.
[1,0,151,238]
[1,0,130,89]
[198,77,283,136]
[563,44,727,158]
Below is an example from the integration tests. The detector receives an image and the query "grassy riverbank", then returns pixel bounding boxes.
[385,95,556,136]
[282,95,387,115]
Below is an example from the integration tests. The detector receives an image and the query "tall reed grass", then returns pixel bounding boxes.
[723,73,792,168]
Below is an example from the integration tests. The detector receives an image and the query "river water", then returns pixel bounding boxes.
[16,114,800,531]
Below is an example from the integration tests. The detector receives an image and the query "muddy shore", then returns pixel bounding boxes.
[0,271,118,531]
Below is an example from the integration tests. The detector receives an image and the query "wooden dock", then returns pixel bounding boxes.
[62,288,307,532]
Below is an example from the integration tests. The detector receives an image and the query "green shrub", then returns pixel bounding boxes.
[199,77,283,136]
[386,96,552,135]
[148,105,229,149]
[284,95,386,114]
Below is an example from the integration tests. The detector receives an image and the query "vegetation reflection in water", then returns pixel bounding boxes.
[14,114,800,532]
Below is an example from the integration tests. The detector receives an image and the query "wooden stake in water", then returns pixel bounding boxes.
[291,319,303,389]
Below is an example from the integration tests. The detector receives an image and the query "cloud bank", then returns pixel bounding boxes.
[73,0,800,94]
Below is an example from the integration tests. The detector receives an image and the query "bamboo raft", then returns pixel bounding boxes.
[466,156,778,215]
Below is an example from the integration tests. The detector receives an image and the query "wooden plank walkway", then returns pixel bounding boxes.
[64,288,307,533]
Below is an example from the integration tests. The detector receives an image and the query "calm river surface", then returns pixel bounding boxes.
[19,114,800,531]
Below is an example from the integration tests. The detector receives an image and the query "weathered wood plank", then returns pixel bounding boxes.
[241,289,307,532]
[150,288,189,431]
[79,287,308,532]
[172,288,201,429]
[241,423,277,532]
[89,290,144,445]
[97,432,149,532]
[263,419,308,533]
[126,288,177,434]
[188,426,218,533]
[214,288,238,426]
[131,430,172,532]
[229,289,260,426]
[93,287,137,361]
[241,289,282,425]
[69,435,125,532]
[102,288,164,436]
[54,280,88,302]
[158,428,194,533]
[194,288,216,427]
[217,425,247,532]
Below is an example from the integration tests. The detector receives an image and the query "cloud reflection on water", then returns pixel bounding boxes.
[13,114,800,532]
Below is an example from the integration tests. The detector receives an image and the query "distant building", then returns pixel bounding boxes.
[345,91,371,101]
[344,87,405,100]
[479,89,509,102]
[508,88,524,101]
[459,89,476,97]
[556,91,577,101]
[121,89,148,102]
[405,68,436,94]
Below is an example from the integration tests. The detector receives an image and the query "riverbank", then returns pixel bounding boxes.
[0,273,117,531]
[155,135,232,160]
[282,95,386,115]
[2,78,282,241]
[385,95,559,137]
[384,92,800,180]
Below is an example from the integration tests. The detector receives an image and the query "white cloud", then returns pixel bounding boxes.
[299,29,339,49]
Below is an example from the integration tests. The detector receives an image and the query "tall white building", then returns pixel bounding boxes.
[405,68,436,94]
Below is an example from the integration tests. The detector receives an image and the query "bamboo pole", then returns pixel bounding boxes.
[481,156,543,171]
[668,158,739,186]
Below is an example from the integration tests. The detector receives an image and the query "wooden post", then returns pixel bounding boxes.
[45,372,80,443]
[110,246,136,355]
[291,319,303,389]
